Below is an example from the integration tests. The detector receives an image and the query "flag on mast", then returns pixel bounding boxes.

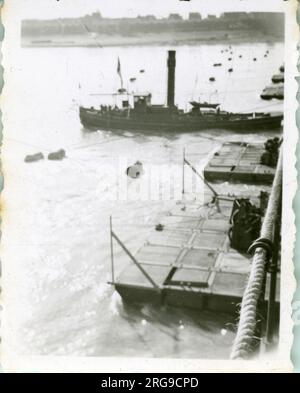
[117,57,124,90]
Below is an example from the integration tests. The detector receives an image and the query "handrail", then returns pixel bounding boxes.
[184,155,218,198]
[230,148,282,359]
[111,230,160,290]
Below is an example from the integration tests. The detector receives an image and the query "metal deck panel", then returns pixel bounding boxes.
[135,244,182,265]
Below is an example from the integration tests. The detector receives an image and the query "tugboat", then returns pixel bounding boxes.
[79,51,283,133]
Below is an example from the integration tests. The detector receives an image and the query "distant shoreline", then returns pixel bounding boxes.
[21,31,284,48]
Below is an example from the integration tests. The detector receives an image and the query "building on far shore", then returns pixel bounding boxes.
[168,13,183,21]
[21,12,285,41]
[188,12,202,21]
[220,12,248,20]
[207,14,217,21]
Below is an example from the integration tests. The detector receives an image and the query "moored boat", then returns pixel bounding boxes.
[80,105,283,132]
[79,50,283,133]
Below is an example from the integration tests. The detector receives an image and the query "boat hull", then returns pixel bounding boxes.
[79,108,283,133]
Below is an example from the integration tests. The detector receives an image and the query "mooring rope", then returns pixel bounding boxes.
[230,147,282,360]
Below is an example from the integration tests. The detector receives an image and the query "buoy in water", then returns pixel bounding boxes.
[155,224,164,232]
[48,149,66,161]
[126,161,144,179]
[24,152,44,163]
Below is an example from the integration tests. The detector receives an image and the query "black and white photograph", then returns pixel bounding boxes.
[0,0,297,372]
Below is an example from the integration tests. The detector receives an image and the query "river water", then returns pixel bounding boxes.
[5,42,283,358]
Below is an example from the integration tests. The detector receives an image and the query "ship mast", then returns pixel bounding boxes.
[117,56,124,90]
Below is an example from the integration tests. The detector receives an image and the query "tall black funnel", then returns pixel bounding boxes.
[167,50,176,108]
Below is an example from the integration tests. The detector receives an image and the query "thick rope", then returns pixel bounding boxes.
[230,148,282,360]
